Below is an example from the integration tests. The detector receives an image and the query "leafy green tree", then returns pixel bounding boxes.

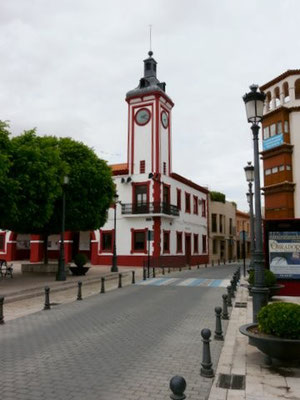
[210,191,226,203]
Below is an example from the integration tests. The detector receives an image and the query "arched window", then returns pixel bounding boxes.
[283,82,290,103]
[266,91,272,110]
[274,87,280,107]
[295,79,300,99]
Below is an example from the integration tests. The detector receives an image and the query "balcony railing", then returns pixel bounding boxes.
[121,202,179,217]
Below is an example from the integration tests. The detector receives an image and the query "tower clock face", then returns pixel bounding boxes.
[135,108,151,126]
[161,111,169,128]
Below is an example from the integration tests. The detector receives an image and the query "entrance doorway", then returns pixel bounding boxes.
[185,234,191,266]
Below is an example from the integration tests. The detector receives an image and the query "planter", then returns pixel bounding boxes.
[69,266,90,276]
[239,323,300,361]
[247,284,285,299]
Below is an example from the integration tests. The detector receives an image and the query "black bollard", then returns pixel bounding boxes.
[200,328,214,378]
[179,266,182,272]
[143,268,146,281]
[118,273,122,288]
[100,277,105,293]
[197,264,200,269]
[169,375,186,400]
[223,259,226,265]
[212,260,214,267]
[0,296,4,324]
[214,307,224,341]
[189,264,191,270]
[162,267,165,275]
[152,267,156,278]
[132,270,135,284]
[222,294,229,320]
[44,286,51,310]
[77,281,82,300]
[230,280,235,298]
[147,265,150,279]
[205,263,207,268]
[226,285,232,307]
[168,267,171,273]
[218,259,220,266]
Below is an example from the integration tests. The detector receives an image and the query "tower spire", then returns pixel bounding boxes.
[149,24,153,56]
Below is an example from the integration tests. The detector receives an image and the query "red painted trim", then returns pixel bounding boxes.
[171,172,209,194]
[176,188,181,210]
[163,230,170,254]
[99,229,114,253]
[130,228,148,254]
[185,192,191,213]
[176,231,183,254]
[153,217,161,257]
[134,108,151,126]
[162,183,171,204]
[126,90,174,107]
[193,195,198,215]
[131,105,134,174]
[193,233,199,254]
[155,96,160,173]
[132,181,150,205]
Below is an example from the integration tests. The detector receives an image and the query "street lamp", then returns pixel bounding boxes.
[244,162,255,272]
[111,193,121,273]
[243,84,269,322]
[56,175,69,281]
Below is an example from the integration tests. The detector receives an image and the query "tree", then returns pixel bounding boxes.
[210,191,226,203]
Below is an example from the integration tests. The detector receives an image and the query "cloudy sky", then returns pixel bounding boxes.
[1,0,299,211]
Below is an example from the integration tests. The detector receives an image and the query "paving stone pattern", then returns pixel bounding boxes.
[0,264,239,400]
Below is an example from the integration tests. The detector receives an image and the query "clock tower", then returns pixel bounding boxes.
[126,51,174,177]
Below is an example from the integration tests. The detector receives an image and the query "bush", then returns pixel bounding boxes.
[74,253,88,268]
[248,269,276,287]
[210,191,226,203]
[258,302,300,339]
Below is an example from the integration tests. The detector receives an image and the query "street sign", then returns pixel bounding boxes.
[147,230,154,241]
[239,230,248,241]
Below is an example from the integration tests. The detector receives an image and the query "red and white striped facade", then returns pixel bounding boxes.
[0,52,209,267]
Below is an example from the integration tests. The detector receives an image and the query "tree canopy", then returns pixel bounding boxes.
[0,122,115,237]
[210,191,226,203]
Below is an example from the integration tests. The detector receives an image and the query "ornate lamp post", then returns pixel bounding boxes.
[56,175,69,281]
[111,193,121,273]
[243,84,269,322]
[244,162,255,272]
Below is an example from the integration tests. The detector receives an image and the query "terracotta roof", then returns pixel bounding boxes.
[236,210,249,218]
[260,70,300,91]
[171,172,209,194]
[109,163,128,176]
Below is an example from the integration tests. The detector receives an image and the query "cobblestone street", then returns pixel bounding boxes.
[0,264,238,400]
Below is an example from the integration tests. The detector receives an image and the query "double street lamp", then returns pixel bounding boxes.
[111,193,121,273]
[243,84,269,322]
[56,175,69,281]
[244,162,255,271]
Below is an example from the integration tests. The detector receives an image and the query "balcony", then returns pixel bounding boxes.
[121,202,179,218]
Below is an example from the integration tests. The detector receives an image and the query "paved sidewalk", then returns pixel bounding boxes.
[208,278,300,400]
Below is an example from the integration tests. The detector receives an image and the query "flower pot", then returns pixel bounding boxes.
[247,284,285,299]
[239,323,300,361]
[69,266,90,276]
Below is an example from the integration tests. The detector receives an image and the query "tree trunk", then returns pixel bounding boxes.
[43,234,48,265]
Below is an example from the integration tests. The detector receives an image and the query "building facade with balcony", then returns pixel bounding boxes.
[209,196,236,263]
[91,51,209,267]
[235,210,250,260]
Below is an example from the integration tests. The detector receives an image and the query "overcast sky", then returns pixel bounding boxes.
[1,0,299,211]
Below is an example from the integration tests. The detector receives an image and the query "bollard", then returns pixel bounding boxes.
[153,267,156,278]
[0,296,4,324]
[162,267,165,275]
[147,265,150,279]
[200,328,214,378]
[179,266,182,272]
[223,259,226,265]
[132,270,135,284]
[118,273,122,288]
[218,259,220,266]
[226,285,232,307]
[205,263,207,268]
[197,264,199,269]
[214,307,224,340]
[168,267,171,273]
[169,375,186,400]
[222,294,229,320]
[143,268,146,281]
[189,264,191,270]
[230,280,235,298]
[44,286,51,310]
[212,260,214,267]
[100,277,105,293]
[77,281,82,300]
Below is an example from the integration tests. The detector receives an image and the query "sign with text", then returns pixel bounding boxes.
[263,133,283,151]
[269,231,300,279]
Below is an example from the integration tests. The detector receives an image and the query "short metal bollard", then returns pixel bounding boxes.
[226,285,232,307]
[152,267,156,278]
[222,294,229,320]
[189,264,191,270]
[143,268,146,281]
[230,280,235,298]
[168,267,171,273]
[132,270,135,284]
[0,296,4,324]
[197,264,199,269]
[218,259,220,266]
[205,263,207,268]
[77,281,82,300]
[44,286,51,310]
[118,273,122,288]
[179,266,182,272]
[223,259,226,265]
[162,267,165,275]
[200,328,214,378]
[212,260,214,267]
[214,307,224,340]
[169,375,186,400]
[100,277,105,293]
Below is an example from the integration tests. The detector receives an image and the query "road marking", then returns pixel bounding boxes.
[136,278,231,288]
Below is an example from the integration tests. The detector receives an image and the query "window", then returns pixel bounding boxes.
[279,165,285,172]
[277,122,282,135]
[283,82,290,103]
[177,189,181,210]
[219,214,223,233]
[212,214,217,232]
[265,169,271,175]
[163,162,167,175]
[163,231,170,253]
[202,235,207,253]
[185,192,191,213]
[101,231,113,252]
[270,124,276,137]
[263,127,270,139]
[286,164,291,170]
[213,239,218,254]
[272,166,278,174]
[284,121,289,133]
[202,199,206,217]
[295,79,300,99]
[132,230,146,253]
[140,160,145,173]
[193,196,198,214]
[193,234,199,254]
[229,218,233,235]
[0,234,5,251]
[176,232,183,253]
